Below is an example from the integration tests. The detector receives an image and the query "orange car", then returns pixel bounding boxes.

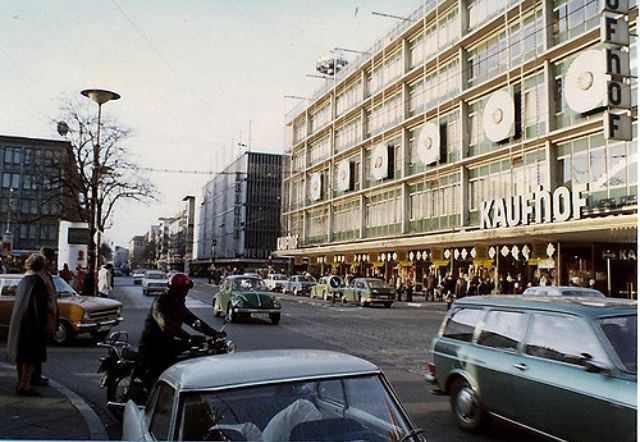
[0,274,123,344]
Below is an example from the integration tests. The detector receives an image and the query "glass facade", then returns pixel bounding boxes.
[282,0,636,253]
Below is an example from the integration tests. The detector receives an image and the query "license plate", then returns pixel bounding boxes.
[252,312,270,318]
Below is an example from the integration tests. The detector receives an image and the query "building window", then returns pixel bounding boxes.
[293,118,306,144]
[556,127,638,209]
[336,79,363,116]
[309,102,331,134]
[522,70,546,139]
[363,138,401,188]
[335,117,362,153]
[552,0,600,46]
[308,136,331,166]
[468,151,547,225]
[364,188,402,237]
[333,156,360,198]
[291,149,305,173]
[467,0,510,31]
[333,199,360,241]
[408,110,460,175]
[3,147,22,165]
[409,173,461,232]
[305,207,328,244]
[408,57,459,118]
[366,92,402,137]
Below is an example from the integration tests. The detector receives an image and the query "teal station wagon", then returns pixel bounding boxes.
[426,296,637,441]
[213,276,281,325]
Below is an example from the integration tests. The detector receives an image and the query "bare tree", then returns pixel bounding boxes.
[53,98,157,255]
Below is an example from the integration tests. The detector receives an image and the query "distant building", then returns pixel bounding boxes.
[128,235,145,269]
[194,151,286,272]
[112,245,129,269]
[0,135,80,254]
[166,196,196,272]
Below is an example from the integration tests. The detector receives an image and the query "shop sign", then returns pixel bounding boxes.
[432,259,449,267]
[398,260,413,267]
[277,235,299,251]
[480,184,588,229]
[603,249,637,261]
[536,258,556,269]
[373,261,384,267]
[473,259,494,267]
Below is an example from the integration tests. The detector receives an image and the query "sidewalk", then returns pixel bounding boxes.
[0,360,106,440]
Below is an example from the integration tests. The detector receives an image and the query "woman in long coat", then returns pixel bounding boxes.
[7,254,50,396]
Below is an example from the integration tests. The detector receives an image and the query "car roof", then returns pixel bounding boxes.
[225,275,261,280]
[523,286,604,296]
[454,295,637,318]
[161,349,380,391]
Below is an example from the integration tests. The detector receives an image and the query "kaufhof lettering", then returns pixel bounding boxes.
[480,184,588,229]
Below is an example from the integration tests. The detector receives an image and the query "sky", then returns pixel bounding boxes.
[0,0,420,246]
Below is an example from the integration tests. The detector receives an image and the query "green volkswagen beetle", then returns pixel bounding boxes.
[338,277,394,307]
[213,275,281,325]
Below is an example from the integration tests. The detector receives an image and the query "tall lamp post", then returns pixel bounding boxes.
[81,89,120,295]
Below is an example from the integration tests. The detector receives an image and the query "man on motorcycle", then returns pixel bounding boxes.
[137,273,220,385]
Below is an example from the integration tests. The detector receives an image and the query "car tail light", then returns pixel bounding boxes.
[426,362,436,376]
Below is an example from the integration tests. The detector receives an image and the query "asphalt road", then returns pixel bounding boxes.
[38,277,542,441]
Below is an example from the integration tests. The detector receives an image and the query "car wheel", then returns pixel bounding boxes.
[213,298,221,317]
[54,321,73,345]
[226,303,236,323]
[269,313,280,325]
[450,378,488,433]
[359,296,367,307]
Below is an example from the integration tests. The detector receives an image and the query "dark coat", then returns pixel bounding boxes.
[7,274,49,364]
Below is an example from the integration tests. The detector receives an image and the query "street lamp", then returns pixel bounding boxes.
[81,88,120,296]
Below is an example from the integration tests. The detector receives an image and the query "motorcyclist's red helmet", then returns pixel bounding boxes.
[168,273,193,297]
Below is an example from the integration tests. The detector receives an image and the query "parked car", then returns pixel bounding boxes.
[122,349,425,441]
[243,272,262,279]
[213,275,281,324]
[310,275,343,301]
[284,274,316,296]
[264,273,288,292]
[523,285,605,297]
[338,278,394,307]
[0,274,123,344]
[426,295,636,441]
[141,270,168,296]
[132,268,146,285]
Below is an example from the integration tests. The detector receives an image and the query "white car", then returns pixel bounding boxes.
[141,270,168,296]
[522,286,605,297]
[264,273,288,292]
[132,268,146,285]
[122,349,425,441]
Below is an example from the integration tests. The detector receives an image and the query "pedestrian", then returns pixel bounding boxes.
[478,278,492,295]
[32,247,58,387]
[395,277,403,301]
[59,263,73,284]
[455,274,467,300]
[7,254,51,396]
[426,269,436,301]
[83,269,95,296]
[98,264,112,297]
[405,280,413,302]
[75,264,85,293]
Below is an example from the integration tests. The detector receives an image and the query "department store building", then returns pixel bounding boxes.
[278,0,637,298]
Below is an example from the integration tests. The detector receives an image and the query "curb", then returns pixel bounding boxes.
[0,362,108,440]
[49,379,108,440]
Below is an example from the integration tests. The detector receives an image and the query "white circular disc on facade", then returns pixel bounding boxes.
[482,89,515,142]
[336,160,351,192]
[310,172,322,201]
[416,122,440,165]
[370,144,388,180]
[565,49,605,114]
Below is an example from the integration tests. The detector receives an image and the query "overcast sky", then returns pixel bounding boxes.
[1,0,420,246]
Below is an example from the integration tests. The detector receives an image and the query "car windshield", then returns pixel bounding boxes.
[598,314,637,372]
[54,276,77,298]
[146,272,165,280]
[301,275,316,282]
[176,375,415,442]
[232,278,266,291]
[366,279,387,289]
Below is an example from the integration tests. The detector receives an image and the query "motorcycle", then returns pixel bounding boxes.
[97,325,235,416]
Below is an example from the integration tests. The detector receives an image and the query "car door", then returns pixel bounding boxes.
[472,309,527,420]
[512,313,625,441]
[147,381,177,441]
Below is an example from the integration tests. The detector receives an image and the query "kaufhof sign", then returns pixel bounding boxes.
[277,235,299,251]
[480,184,587,230]
[564,0,633,140]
